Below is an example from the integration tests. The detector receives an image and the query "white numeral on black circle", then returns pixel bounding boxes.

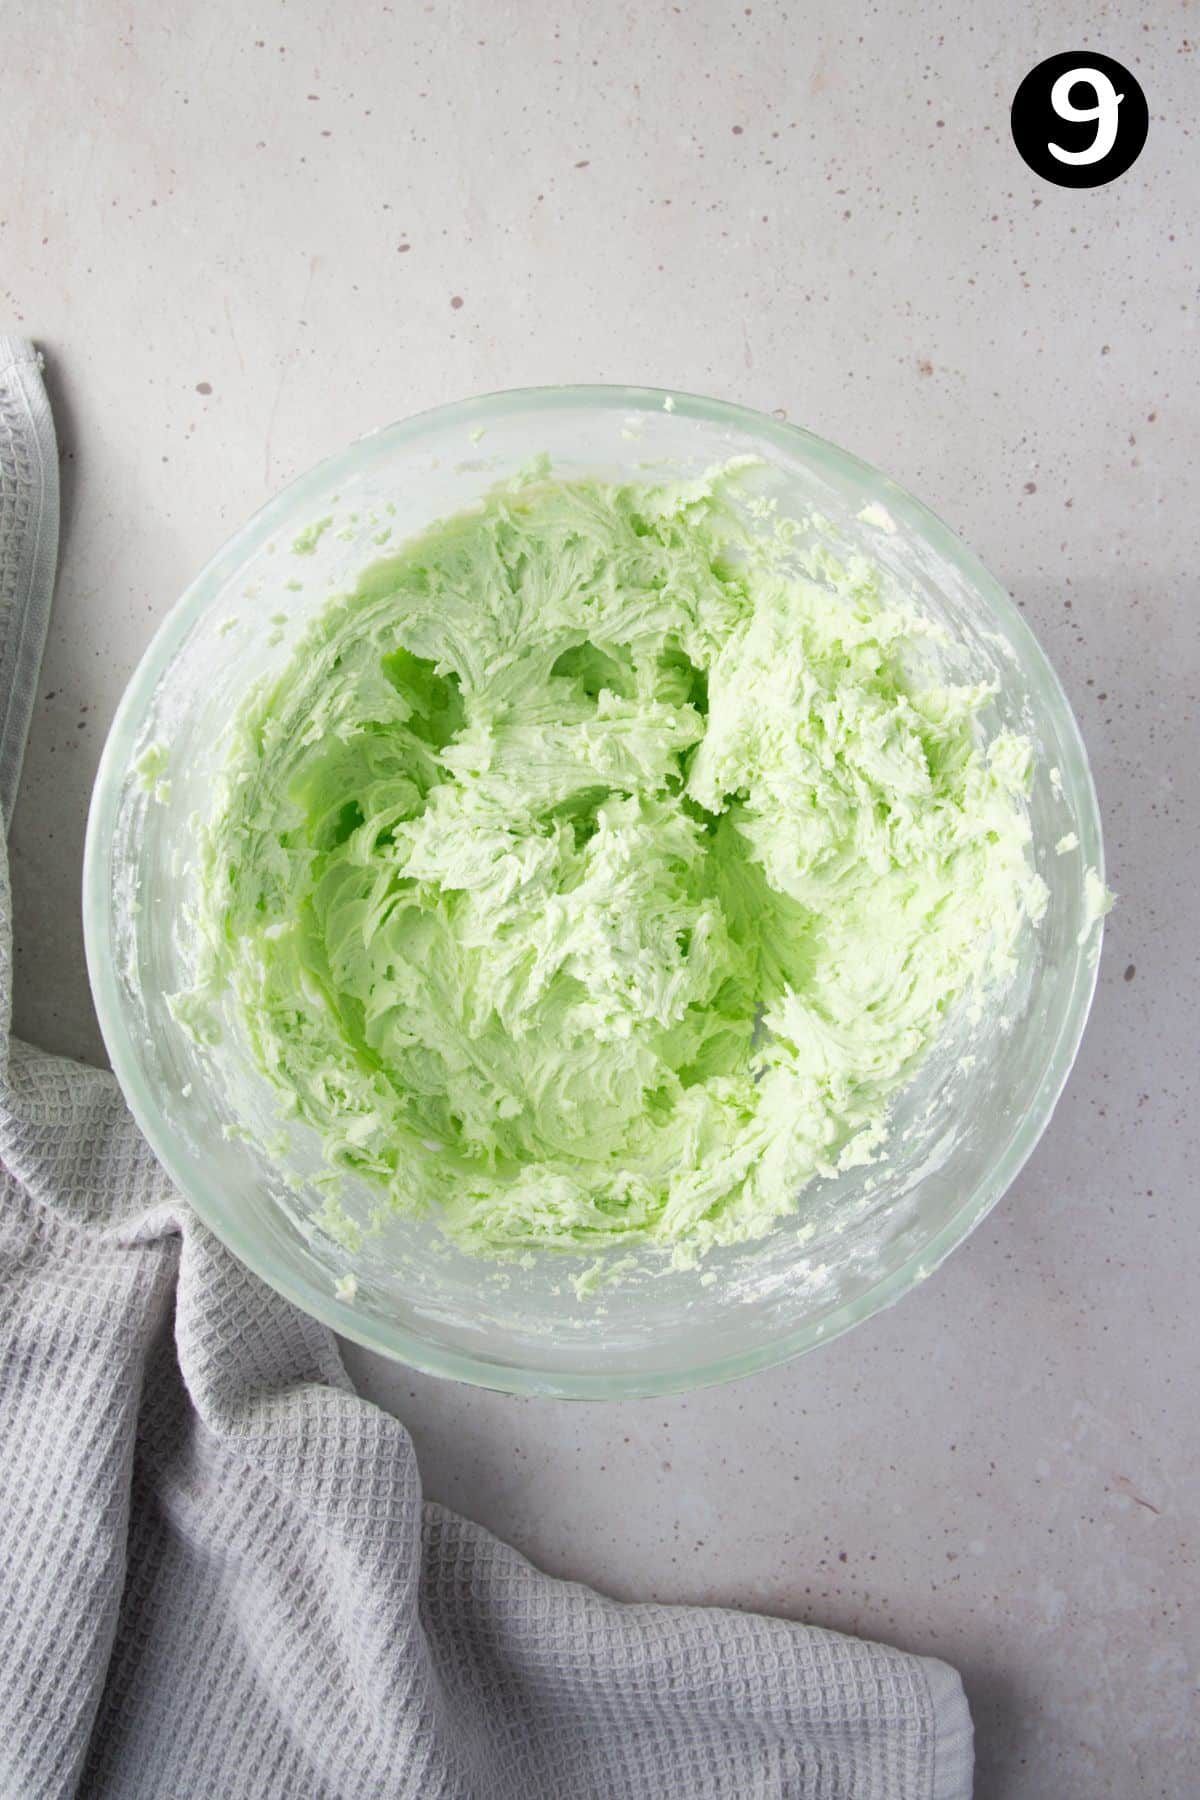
[1048,67,1124,166]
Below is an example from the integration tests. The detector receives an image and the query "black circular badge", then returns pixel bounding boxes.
[1011,53,1148,188]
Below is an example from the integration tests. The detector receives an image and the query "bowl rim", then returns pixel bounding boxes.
[83,382,1106,1399]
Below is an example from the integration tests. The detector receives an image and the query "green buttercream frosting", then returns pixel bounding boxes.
[180,466,1046,1264]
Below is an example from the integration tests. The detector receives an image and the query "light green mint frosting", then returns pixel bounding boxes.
[179,465,1047,1265]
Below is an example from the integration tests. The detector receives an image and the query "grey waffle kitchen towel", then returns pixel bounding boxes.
[0,338,973,1800]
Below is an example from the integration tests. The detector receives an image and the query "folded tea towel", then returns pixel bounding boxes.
[0,337,973,1800]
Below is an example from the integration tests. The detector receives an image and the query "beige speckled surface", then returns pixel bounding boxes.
[3,1,1196,1793]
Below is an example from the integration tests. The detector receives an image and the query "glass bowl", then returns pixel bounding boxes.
[83,385,1105,1398]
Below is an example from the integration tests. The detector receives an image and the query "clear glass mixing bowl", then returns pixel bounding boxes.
[83,386,1105,1398]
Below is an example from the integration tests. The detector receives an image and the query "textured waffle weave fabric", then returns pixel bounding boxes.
[0,337,973,1799]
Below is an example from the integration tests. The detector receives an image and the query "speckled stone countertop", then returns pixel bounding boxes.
[3,2,1195,1793]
